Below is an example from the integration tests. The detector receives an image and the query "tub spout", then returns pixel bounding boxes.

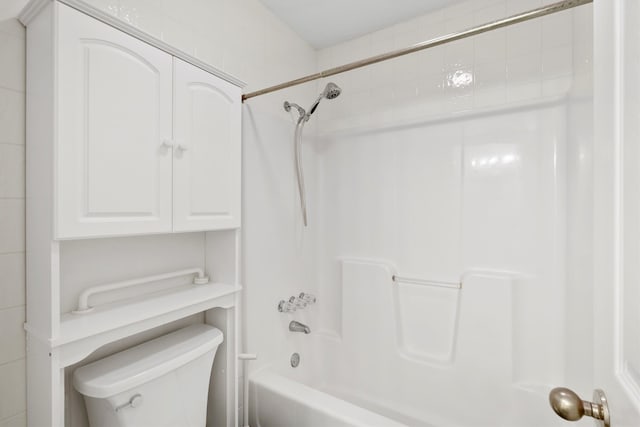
[289,320,311,334]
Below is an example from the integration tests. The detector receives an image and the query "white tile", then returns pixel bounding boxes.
[507,80,542,102]
[0,412,26,427]
[0,145,24,199]
[444,67,475,96]
[444,39,474,70]
[393,26,422,51]
[474,2,507,25]
[419,72,445,98]
[0,88,24,145]
[0,32,25,92]
[474,60,507,90]
[418,45,445,74]
[507,0,542,15]
[444,12,474,34]
[542,10,572,48]
[543,76,572,96]
[573,42,592,76]
[445,93,474,113]
[0,253,24,310]
[543,45,573,79]
[0,359,25,420]
[474,84,507,108]
[507,53,542,84]
[159,17,198,56]
[507,21,541,57]
[370,26,395,57]
[474,30,506,63]
[369,59,396,88]
[0,307,25,365]
[0,200,24,254]
[572,3,593,42]
[413,13,445,42]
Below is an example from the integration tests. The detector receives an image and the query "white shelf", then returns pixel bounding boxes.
[54,282,240,367]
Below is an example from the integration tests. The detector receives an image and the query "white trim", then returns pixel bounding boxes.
[18,0,48,24]
[614,0,640,411]
[18,0,247,89]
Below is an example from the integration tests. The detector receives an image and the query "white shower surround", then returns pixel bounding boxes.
[247,0,594,426]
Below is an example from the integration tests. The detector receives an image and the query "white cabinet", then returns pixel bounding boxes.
[57,5,174,238]
[22,1,244,427]
[173,59,241,232]
[53,5,241,239]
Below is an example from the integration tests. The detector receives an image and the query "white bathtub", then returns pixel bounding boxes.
[248,261,568,427]
[249,370,421,427]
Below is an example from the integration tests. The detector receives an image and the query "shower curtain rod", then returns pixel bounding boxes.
[242,0,592,102]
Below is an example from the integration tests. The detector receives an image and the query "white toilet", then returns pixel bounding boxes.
[73,324,223,427]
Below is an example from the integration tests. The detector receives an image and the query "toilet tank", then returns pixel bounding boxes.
[73,324,224,427]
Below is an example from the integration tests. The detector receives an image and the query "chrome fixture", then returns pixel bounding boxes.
[290,353,300,368]
[292,296,307,309]
[278,299,296,313]
[283,101,305,117]
[289,320,311,334]
[307,82,341,117]
[278,294,317,313]
[549,387,610,427]
[242,0,592,102]
[284,83,342,227]
[299,292,316,304]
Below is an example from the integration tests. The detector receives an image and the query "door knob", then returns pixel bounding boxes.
[549,387,610,427]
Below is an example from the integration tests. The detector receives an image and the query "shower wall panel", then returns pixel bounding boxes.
[311,0,593,425]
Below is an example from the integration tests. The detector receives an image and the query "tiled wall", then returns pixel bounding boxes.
[0,17,26,427]
[315,0,592,133]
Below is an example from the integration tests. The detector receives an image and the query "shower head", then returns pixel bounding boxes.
[307,82,342,117]
[323,82,342,100]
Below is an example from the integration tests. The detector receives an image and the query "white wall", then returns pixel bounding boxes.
[0,0,595,425]
[0,17,26,427]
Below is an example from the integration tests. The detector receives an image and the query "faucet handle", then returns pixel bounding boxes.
[292,296,307,308]
[299,293,316,304]
[278,300,296,313]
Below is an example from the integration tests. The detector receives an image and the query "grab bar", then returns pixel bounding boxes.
[73,268,210,314]
[392,275,461,290]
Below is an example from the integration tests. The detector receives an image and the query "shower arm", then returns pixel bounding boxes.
[241,0,592,102]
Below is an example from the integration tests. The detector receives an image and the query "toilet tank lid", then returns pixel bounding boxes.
[73,324,223,398]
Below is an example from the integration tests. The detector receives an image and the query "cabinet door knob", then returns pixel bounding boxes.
[176,144,189,152]
[160,139,174,149]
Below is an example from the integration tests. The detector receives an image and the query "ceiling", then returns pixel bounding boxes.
[258,0,460,49]
[2,0,461,48]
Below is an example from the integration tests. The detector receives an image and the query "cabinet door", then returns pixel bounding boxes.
[173,58,241,232]
[56,5,173,239]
